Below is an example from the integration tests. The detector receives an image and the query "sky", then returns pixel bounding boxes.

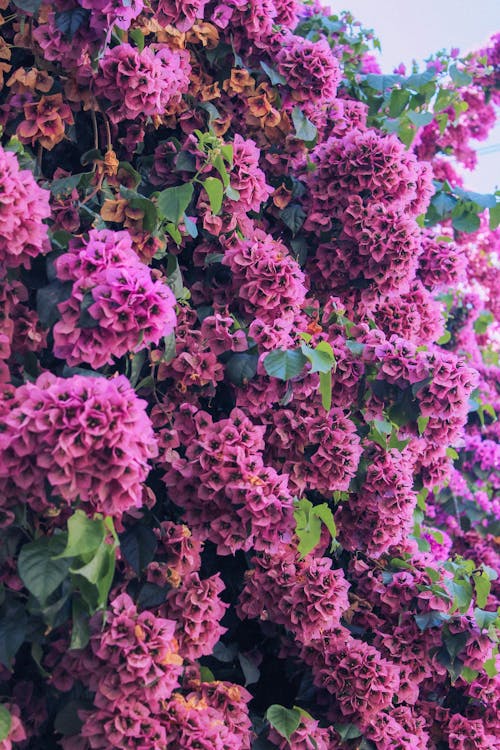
[337,0,500,192]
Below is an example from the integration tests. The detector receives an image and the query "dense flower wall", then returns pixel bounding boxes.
[0,1,499,748]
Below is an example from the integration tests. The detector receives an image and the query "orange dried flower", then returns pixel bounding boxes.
[17,93,74,150]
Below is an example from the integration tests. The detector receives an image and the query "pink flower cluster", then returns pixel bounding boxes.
[94,43,191,123]
[162,405,295,554]
[0,145,50,269]
[238,544,350,641]
[276,34,341,104]
[227,135,273,214]
[0,373,157,521]
[336,447,417,557]
[222,228,307,327]
[53,229,176,369]
[305,128,432,231]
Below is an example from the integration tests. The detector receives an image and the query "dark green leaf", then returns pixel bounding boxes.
[335,724,362,741]
[129,28,145,51]
[37,281,73,329]
[225,352,258,386]
[280,204,306,235]
[0,600,28,668]
[55,7,89,38]
[18,536,71,606]
[414,611,450,630]
[388,89,410,118]
[119,525,158,576]
[69,596,90,650]
[136,583,170,610]
[452,210,480,233]
[54,700,87,737]
[238,652,260,686]
[11,0,41,13]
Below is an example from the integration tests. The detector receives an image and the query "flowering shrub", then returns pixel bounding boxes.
[0,1,499,749]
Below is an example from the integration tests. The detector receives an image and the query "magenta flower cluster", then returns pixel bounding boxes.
[53,229,177,369]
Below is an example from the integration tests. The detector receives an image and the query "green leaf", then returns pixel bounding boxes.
[365,73,403,91]
[447,578,473,613]
[157,183,194,224]
[119,525,158,576]
[0,705,11,742]
[225,352,258,386]
[388,89,410,118]
[461,666,479,683]
[473,571,491,609]
[202,177,224,214]
[12,0,42,13]
[54,700,86,737]
[300,341,335,373]
[434,88,456,113]
[263,349,307,380]
[335,724,362,741]
[260,61,287,85]
[431,192,457,217]
[449,64,473,87]
[452,210,480,233]
[291,107,317,142]
[407,110,434,128]
[437,330,451,345]
[417,415,429,435]
[414,611,450,630]
[18,536,71,606]
[70,596,91,650]
[319,370,332,411]
[473,607,499,630]
[199,666,215,682]
[0,601,27,668]
[55,7,89,38]
[213,155,230,188]
[266,705,301,741]
[70,541,116,610]
[489,203,500,230]
[129,28,145,51]
[54,511,106,559]
[294,498,322,557]
[312,503,337,550]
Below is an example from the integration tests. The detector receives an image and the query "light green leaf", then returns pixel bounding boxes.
[300,341,335,374]
[319,369,332,411]
[449,64,473,87]
[263,349,307,380]
[266,705,301,741]
[260,61,287,85]
[54,510,106,559]
[473,571,491,609]
[0,705,11,742]
[291,107,317,142]
[417,415,429,435]
[157,183,194,224]
[202,177,224,214]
